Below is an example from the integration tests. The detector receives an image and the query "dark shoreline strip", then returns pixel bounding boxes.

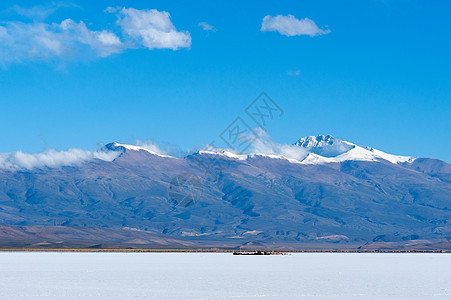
[0,248,449,253]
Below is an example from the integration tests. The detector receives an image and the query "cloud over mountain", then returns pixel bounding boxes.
[246,129,308,161]
[0,139,172,171]
[0,148,119,171]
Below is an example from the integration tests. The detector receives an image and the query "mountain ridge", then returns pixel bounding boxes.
[0,135,450,249]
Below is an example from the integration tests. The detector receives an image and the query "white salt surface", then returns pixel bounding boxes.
[0,252,450,299]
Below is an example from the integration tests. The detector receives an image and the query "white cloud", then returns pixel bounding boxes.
[112,7,191,50]
[0,148,119,171]
[0,19,123,63]
[198,22,216,32]
[261,14,330,37]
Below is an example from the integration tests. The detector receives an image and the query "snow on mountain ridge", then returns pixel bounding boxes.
[197,150,302,164]
[105,142,174,158]
[198,150,247,160]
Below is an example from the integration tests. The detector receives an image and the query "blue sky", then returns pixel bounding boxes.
[0,0,450,162]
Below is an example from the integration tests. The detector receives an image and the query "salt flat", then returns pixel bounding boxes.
[0,252,450,299]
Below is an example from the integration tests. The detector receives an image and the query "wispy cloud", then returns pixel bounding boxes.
[0,148,119,171]
[135,140,168,155]
[198,22,216,32]
[288,69,301,76]
[9,2,78,20]
[0,6,191,65]
[109,7,191,50]
[0,19,123,63]
[261,14,330,37]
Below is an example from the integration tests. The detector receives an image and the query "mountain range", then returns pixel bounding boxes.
[1,135,450,250]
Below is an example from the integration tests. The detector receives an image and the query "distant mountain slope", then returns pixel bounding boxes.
[0,135,450,249]
[0,225,197,249]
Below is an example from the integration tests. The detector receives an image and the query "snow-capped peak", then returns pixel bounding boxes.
[294,135,414,165]
[295,134,337,148]
[294,135,355,157]
[105,142,173,158]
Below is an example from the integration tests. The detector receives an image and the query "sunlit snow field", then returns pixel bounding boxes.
[0,252,450,299]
